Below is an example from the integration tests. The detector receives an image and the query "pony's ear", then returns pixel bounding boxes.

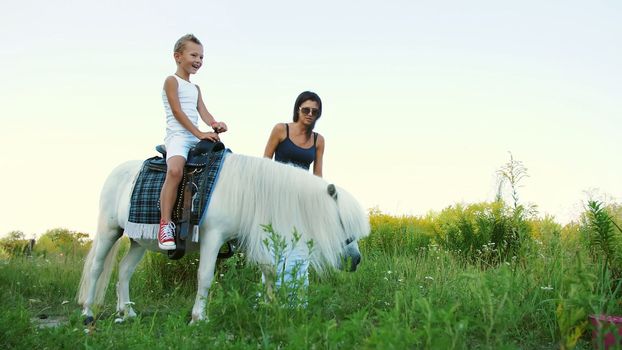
[327,184,338,200]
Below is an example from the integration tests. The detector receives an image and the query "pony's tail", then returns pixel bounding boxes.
[76,236,122,306]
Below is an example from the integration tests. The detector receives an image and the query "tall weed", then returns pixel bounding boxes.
[582,200,622,277]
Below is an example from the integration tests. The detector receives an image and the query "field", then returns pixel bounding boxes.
[1,200,622,349]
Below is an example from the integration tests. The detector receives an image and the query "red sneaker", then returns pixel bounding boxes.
[158,220,176,250]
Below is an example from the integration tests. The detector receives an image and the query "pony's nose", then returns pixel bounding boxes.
[348,253,361,272]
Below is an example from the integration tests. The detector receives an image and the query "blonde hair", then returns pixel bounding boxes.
[174,34,202,53]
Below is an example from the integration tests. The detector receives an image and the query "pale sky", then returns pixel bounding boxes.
[1,0,620,238]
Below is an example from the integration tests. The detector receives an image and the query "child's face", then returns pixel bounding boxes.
[175,42,204,75]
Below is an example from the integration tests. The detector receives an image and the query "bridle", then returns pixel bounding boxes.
[328,183,357,248]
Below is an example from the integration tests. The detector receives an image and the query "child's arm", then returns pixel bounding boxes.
[197,86,228,133]
[164,77,219,141]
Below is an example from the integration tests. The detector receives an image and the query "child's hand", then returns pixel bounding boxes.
[198,132,220,142]
[211,121,228,133]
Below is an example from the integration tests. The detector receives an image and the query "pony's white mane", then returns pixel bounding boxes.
[211,153,370,272]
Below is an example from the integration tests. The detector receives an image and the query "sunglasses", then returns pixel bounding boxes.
[299,107,320,117]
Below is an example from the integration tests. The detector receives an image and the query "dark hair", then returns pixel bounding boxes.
[292,91,322,123]
[174,34,202,53]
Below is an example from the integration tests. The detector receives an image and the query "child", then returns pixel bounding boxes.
[158,34,227,250]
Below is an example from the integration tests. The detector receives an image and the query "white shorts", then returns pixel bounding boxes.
[164,133,199,161]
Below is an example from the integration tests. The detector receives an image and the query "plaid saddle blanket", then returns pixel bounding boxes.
[124,149,229,242]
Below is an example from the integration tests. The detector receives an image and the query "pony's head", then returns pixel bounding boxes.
[212,154,370,273]
[326,183,369,272]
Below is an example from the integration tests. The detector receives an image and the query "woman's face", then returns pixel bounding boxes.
[297,100,320,126]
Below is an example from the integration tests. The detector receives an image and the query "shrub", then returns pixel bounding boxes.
[365,209,434,256]
[432,201,531,266]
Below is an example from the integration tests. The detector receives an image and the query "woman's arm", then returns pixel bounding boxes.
[263,123,286,159]
[313,134,325,177]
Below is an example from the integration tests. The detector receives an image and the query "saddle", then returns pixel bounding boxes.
[149,140,234,260]
[148,140,225,171]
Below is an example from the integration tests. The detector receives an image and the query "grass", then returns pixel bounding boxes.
[1,209,621,349]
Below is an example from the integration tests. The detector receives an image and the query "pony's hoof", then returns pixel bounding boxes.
[83,316,95,326]
[189,316,208,325]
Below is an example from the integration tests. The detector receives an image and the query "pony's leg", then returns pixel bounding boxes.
[116,239,146,319]
[190,229,225,324]
[81,229,121,320]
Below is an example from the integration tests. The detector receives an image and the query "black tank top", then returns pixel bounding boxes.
[274,124,317,170]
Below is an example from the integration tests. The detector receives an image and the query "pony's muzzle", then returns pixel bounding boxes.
[347,253,361,272]
[341,241,362,272]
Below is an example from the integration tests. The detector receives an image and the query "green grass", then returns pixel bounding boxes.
[2,208,621,349]
[0,247,609,348]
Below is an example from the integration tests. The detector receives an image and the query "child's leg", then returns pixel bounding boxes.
[158,133,196,250]
[160,155,186,223]
[158,155,187,250]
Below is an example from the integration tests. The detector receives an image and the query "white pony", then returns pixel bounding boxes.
[77,153,370,324]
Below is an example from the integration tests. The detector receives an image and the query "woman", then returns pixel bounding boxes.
[264,91,325,177]
[261,91,326,301]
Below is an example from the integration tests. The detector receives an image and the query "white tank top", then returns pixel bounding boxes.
[162,75,200,138]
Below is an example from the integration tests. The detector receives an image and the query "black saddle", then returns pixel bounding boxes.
[148,140,225,171]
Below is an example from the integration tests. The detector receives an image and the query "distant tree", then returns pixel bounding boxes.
[34,228,91,257]
[0,230,29,257]
[6,230,25,240]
